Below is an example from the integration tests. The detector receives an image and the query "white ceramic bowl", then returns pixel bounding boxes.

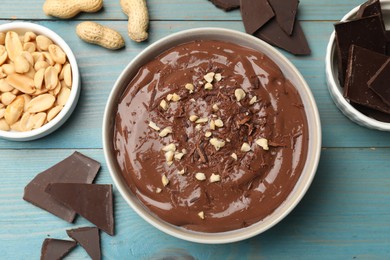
[325,0,390,131]
[103,28,321,244]
[0,22,80,141]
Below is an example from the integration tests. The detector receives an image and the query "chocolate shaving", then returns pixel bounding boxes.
[196,143,208,164]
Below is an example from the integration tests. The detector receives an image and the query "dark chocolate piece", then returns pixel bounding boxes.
[356,0,383,19]
[46,183,114,236]
[254,19,311,55]
[40,238,77,260]
[240,0,274,34]
[67,227,101,260]
[344,45,390,114]
[352,102,390,122]
[368,59,390,106]
[334,14,387,84]
[268,0,299,35]
[210,0,240,11]
[23,152,100,223]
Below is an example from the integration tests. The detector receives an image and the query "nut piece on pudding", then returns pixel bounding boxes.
[113,40,309,232]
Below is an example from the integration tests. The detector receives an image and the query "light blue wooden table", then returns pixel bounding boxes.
[0,0,389,259]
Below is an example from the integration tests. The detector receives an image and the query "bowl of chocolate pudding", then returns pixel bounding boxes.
[103,28,321,243]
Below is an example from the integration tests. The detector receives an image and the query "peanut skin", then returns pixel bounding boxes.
[120,0,149,42]
[43,0,103,19]
[76,22,125,50]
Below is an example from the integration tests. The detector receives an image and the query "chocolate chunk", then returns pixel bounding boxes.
[351,102,390,122]
[23,152,100,223]
[67,227,101,260]
[240,0,274,34]
[368,59,390,106]
[254,19,311,55]
[268,0,299,35]
[344,45,390,114]
[334,14,387,84]
[356,0,383,19]
[210,0,240,11]
[46,183,114,236]
[40,238,77,260]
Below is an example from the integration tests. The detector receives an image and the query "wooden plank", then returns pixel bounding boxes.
[0,0,366,21]
[0,20,389,149]
[0,148,389,259]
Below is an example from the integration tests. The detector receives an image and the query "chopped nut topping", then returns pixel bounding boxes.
[189,115,199,122]
[195,172,206,181]
[160,99,169,110]
[181,148,187,154]
[185,83,194,93]
[198,81,204,86]
[171,93,181,102]
[210,120,215,130]
[166,94,173,101]
[162,174,169,186]
[249,96,257,105]
[205,131,212,137]
[148,121,160,131]
[231,153,238,160]
[204,82,213,90]
[198,211,205,219]
[195,117,208,124]
[159,127,172,137]
[174,152,184,160]
[178,169,185,175]
[209,138,225,151]
[226,138,231,142]
[166,161,173,166]
[195,124,202,130]
[214,119,224,128]
[210,173,221,183]
[204,72,215,83]
[241,142,251,152]
[256,138,269,150]
[156,188,162,193]
[212,104,219,111]
[165,150,174,162]
[190,98,196,102]
[235,88,246,101]
[214,73,222,82]
[162,143,176,152]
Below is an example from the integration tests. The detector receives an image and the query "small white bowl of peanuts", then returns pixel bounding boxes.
[0,22,80,141]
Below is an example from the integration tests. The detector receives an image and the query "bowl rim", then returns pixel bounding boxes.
[103,27,321,244]
[0,21,80,141]
[325,0,390,131]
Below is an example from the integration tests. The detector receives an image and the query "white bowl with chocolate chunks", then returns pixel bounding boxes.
[326,0,390,130]
[0,22,80,141]
[103,28,321,243]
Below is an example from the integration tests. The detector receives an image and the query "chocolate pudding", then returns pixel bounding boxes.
[113,40,309,232]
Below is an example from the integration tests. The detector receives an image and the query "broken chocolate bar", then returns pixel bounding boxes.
[23,152,100,223]
[67,227,101,260]
[46,183,114,236]
[40,238,77,260]
[240,0,274,34]
[268,0,299,36]
[210,0,240,11]
[344,45,390,114]
[356,0,383,19]
[334,14,387,84]
[352,102,390,122]
[254,18,311,55]
[368,59,390,106]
